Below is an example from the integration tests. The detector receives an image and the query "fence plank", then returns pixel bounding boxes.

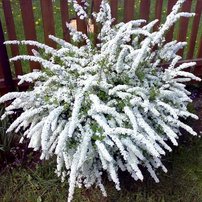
[19,0,40,71]
[0,19,15,92]
[75,0,87,46]
[154,0,163,31]
[124,0,135,23]
[40,0,56,48]
[2,0,23,76]
[198,35,202,58]
[110,0,118,24]
[76,0,87,35]
[0,61,3,78]
[177,0,192,57]
[60,0,70,42]
[93,0,102,45]
[140,0,150,22]
[187,0,202,59]
[165,0,177,42]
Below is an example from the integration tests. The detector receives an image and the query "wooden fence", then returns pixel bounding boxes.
[0,0,202,94]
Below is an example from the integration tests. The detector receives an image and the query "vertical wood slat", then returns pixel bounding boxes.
[124,0,135,23]
[177,0,192,57]
[187,0,202,59]
[0,19,15,92]
[140,0,150,22]
[20,0,40,71]
[2,0,23,76]
[0,60,3,78]
[60,0,70,42]
[76,0,87,35]
[154,0,163,31]
[40,0,56,48]
[165,0,177,42]
[93,0,102,45]
[110,0,118,25]
[198,36,202,58]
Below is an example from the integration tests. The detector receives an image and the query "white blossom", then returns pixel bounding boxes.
[0,0,200,201]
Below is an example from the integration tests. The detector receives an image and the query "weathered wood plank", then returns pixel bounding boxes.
[198,35,202,58]
[76,0,87,34]
[40,0,56,48]
[0,19,15,92]
[124,0,135,22]
[110,0,118,24]
[165,0,177,42]
[20,0,41,70]
[2,0,23,76]
[177,0,192,57]
[0,61,3,78]
[140,0,150,22]
[93,0,102,45]
[187,0,202,59]
[60,0,70,42]
[154,0,163,31]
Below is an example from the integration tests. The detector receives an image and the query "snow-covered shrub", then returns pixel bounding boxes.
[0,0,200,201]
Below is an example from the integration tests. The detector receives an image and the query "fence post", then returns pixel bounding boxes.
[40,0,56,48]
[0,18,15,93]
[76,0,87,46]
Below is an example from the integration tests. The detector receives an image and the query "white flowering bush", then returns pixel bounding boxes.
[0,0,201,201]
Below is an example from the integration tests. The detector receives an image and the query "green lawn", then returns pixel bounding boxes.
[0,136,201,202]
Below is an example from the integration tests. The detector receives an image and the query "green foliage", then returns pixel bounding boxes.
[0,106,15,162]
[187,102,196,114]
[149,87,160,101]
[90,122,103,133]
[92,135,105,141]
[90,122,105,141]
[68,138,78,149]
[135,68,145,82]
[117,100,125,110]
[43,68,55,77]
[96,89,108,102]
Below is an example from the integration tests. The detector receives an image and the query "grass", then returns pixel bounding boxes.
[0,137,201,202]
[0,0,202,74]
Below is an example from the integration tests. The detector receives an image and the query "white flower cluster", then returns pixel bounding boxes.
[0,0,200,201]
[68,0,88,20]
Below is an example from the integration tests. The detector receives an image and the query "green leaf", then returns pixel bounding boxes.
[44,95,50,102]
[136,68,145,81]
[68,138,78,149]
[91,122,98,133]
[63,103,70,110]
[187,102,196,114]
[0,145,4,151]
[117,100,125,110]
[149,87,159,101]
[27,174,32,181]
[42,68,54,77]
[92,135,105,141]
[151,69,157,76]
[97,90,108,101]
[53,98,59,105]
[90,122,103,134]
[37,196,42,202]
